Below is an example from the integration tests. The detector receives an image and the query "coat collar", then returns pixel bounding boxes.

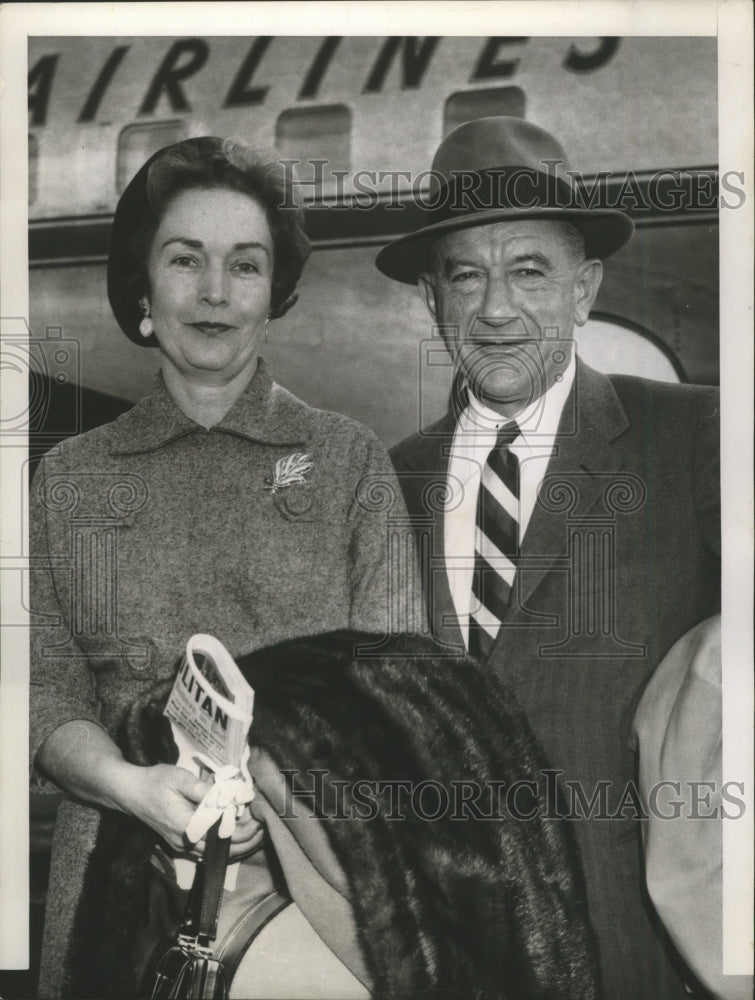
[398,359,628,471]
[108,358,310,456]
[503,358,631,621]
[550,357,629,471]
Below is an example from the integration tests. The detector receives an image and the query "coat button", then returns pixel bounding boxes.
[284,491,312,514]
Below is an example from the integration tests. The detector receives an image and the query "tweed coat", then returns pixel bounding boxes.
[29,357,420,998]
[390,359,721,1000]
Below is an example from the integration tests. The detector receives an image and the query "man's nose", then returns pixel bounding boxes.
[199,263,228,306]
[478,276,517,328]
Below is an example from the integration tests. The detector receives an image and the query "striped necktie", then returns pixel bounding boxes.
[468,422,520,658]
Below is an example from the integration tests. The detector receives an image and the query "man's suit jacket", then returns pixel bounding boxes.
[391,359,720,1000]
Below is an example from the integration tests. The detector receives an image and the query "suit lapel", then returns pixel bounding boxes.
[507,361,630,618]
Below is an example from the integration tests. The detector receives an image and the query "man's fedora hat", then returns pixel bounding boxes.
[376,116,634,284]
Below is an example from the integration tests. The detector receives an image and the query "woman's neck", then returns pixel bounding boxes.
[161,360,259,428]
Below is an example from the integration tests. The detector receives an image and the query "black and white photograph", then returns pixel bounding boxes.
[1,3,752,999]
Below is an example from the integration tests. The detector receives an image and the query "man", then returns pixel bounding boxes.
[379,117,720,999]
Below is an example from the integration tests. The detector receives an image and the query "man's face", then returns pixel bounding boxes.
[419,220,603,416]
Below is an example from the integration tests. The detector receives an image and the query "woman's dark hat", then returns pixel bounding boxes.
[107,136,226,346]
[375,116,634,285]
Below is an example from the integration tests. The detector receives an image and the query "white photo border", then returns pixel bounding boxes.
[1,0,752,982]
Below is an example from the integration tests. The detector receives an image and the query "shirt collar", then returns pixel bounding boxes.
[460,353,576,447]
[108,357,310,455]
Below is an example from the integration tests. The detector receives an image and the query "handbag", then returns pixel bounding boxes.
[145,820,289,1000]
[148,819,229,1000]
[143,820,291,1000]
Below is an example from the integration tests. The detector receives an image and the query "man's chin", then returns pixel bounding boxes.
[468,374,546,412]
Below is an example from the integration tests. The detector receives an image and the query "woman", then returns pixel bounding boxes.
[29,137,419,998]
[71,630,602,1000]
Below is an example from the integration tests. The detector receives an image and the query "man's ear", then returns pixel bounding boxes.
[417,273,438,322]
[574,259,603,327]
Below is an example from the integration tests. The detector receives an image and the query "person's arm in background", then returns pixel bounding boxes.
[631,616,752,1000]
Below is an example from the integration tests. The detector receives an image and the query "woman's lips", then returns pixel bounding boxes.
[189,321,235,335]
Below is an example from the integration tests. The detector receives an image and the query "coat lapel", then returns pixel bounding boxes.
[507,361,630,618]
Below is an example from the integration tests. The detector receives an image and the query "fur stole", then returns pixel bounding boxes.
[68,631,602,999]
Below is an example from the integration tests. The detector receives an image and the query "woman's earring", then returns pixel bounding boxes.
[263,316,270,343]
[139,300,154,338]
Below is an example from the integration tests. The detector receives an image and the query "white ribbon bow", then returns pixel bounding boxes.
[184,757,255,844]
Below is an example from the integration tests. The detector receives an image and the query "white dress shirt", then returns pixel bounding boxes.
[444,356,576,647]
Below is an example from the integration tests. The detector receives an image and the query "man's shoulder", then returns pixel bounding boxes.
[606,371,718,401]
[389,429,425,469]
[390,412,456,472]
[605,372,719,421]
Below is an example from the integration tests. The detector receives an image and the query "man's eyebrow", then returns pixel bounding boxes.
[159,237,271,255]
[510,251,552,269]
[441,256,483,278]
[440,249,554,278]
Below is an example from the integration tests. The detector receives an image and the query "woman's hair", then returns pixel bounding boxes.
[73,630,601,1000]
[126,138,311,319]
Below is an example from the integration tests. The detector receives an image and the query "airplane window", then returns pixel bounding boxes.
[576,315,684,383]
[275,104,351,192]
[116,121,188,194]
[29,133,39,204]
[444,87,526,136]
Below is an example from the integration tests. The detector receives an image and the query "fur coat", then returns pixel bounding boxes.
[67,631,602,999]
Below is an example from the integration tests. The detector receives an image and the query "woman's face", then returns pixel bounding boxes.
[145,187,273,386]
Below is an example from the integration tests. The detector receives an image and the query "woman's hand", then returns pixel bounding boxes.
[122,763,264,858]
[226,804,265,860]
[35,721,264,858]
[120,762,212,853]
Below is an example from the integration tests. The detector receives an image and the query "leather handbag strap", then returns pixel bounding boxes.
[178,860,205,940]
[165,826,290,989]
[216,891,291,982]
[176,820,231,947]
[198,821,231,947]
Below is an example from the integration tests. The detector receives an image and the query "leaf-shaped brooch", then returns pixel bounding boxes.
[264,452,314,494]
